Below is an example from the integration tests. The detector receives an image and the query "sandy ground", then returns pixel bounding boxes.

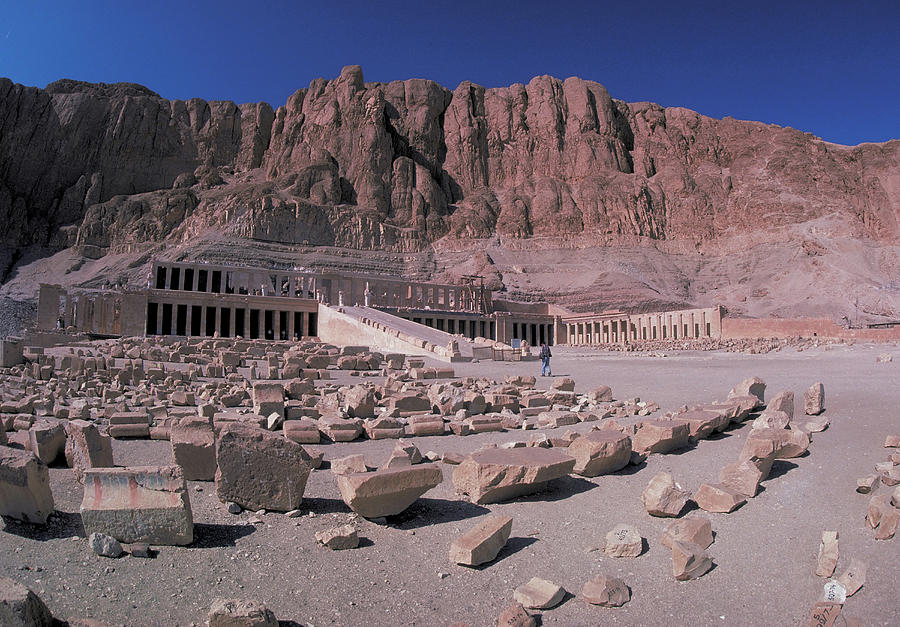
[2,343,899,626]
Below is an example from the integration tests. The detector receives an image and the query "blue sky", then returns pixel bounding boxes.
[1,0,897,145]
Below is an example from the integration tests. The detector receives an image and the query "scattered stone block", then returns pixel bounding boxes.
[892,485,900,508]
[89,532,124,558]
[857,474,879,494]
[874,508,898,539]
[343,386,376,419]
[885,435,900,448]
[694,483,747,513]
[208,599,278,627]
[866,494,891,528]
[631,419,690,454]
[751,409,791,431]
[108,424,150,439]
[804,416,830,433]
[551,377,575,392]
[332,454,369,475]
[27,420,66,464]
[251,382,284,418]
[64,419,114,483]
[0,577,53,627]
[806,602,843,627]
[315,524,359,550]
[336,464,442,518]
[604,523,643,557]
[729,377,766,403]
[815,531,839,577]
[170,418,216,481]
[670,540,713,581]
[496,603,537,627]
[566,430,631,477]
[881,467,900,487]
[452,448,576,504]
[215,422,311,512]
[587,385,613,402]
[0,447,54,524]
[804,382,825,415]
[837,558,866,597]
[80,465,193,545]
[406,414,445,436]
[283,418,321,444]
[382,440,423,469]
[513,577,566,610]
[661,515,713,550]
[718,459,763,497]
[449,515,513,566]
[767,390,795,420]
[317,415,364,442]
[581,574,630,607]
[641,472,690,517]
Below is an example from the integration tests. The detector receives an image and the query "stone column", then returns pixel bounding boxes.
[300,311,308,338]
[199,306,207,336]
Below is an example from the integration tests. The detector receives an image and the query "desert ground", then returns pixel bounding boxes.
[2,343,899,626]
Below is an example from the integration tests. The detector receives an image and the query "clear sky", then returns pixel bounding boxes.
[1,0,897,146]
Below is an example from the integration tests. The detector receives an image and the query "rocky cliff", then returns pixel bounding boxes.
[1,66,899,320]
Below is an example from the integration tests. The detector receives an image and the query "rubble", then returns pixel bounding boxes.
[449,515,513,566]
[89,532,125,558]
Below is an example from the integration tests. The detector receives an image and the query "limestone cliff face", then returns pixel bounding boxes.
[1,66,898,313]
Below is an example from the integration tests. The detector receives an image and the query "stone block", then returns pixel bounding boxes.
[631,419,690,454]
[675,408,730,439]
[336,464,442,518]
[0,577,53,626]
[671,540,712,581]
[513,578,565,610]
[64,420,114,483]
[252,382,284,418]
[452,448,576,504]
[661,515,713,550]
[641,472,690,517]
[804,382,825,415]
[170,418,217,481]
[729,377,766,403]
[331,454,369,475]
[496,603,537,627]
[109,424,150,439]
[0,447,55,524]
[283,419,321,444]
[317,415,363,442]
[718,459,763,497]
[315,524,359,550]
[815,531,839,577]
[604,523,643,557]
[581,575,630,607]
[215,423,311,512]
[449,515,512,566]
[208,599,278,627]
[694,483,747,513]
[875,509,899,540]
[566,430,631,477]
[27,420,66,464]
[80,465,193,545]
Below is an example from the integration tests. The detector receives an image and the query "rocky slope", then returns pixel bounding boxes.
[1,66,898,321]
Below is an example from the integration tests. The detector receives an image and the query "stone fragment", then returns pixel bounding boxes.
[742,427,809,460]
[881,467,900,486]
[718,459,763,497]
[315,524,359,550]
[27,420,66,464]
[866,494,891,528]
[64,419,114,483]
[751,409,791,431]
[317,415,364,442]
[604,523,643,557]
[251,382,284,418]
[804,383,825,415]
[815,531,839,577]
[661,515,713,550]
[675,408,730,439]
[406,414,445,436]
[587,385,613,402]
[631,420,690,454]
[892,485,900,508]
[729,377,766,403]
[807,602,843,627]
[857,474,879,494]
[170,418,216,481]
[80,465,193,545]
[804,416,830,433]
[513,578,566,609]
[837,558,866,597]
[381,439,423,469]
[129,543,153,558]
[449,515,513,566]
[343,385,376,419]
[641,472,690,517]
[452,448,576,504]
[551,377,575,392]
[89,532,124,558]
[336,464,442,518]
[208,599,278,627]
[874,509,899,539]
[670,540,713,581]
[283,418,321,444]
[496,604,537,627]
[0,446,55,523]
[580,575,630,607]
[767,390,795,420]
[885,434,900,448]
[566,430,631,477]
[331,454,368,475]
[694,483,747,513]
[215,422,311,512]
[0,577,53,627]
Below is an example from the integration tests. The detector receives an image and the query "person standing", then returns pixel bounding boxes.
[540,342,552,376]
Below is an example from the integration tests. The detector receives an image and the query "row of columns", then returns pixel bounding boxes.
[147,302,316,340]
[566,309,718,345]
[511,321,554,346]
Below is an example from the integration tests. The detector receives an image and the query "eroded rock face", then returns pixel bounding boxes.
[452,447,576,504]
[2,68,899,319]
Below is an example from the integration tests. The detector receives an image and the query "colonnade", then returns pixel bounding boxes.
[563,306,724,345]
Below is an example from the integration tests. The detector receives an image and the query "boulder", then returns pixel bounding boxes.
[693,483,747,513]
[215,422,311,512]
[804,382,825,415]
[170,418,217,481]
[566,430,631,477]
[208,599,278,627]
[315,524,359,550]
[0,446,55,524]
[452,448,576,504]
[661,515,713,550]
[449,515,513,566]
[641,472,690,517]
[80,465,193,545]
[0,577,53,627]
[631,420,690,454]
[671,540,713,581]
[604,523,643,557]
[89,532,124,558]
[581,575,630,607]
[815,531,839,577]
[64,419,114,483]
[513,578,565,610]
[336,464,442,518]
